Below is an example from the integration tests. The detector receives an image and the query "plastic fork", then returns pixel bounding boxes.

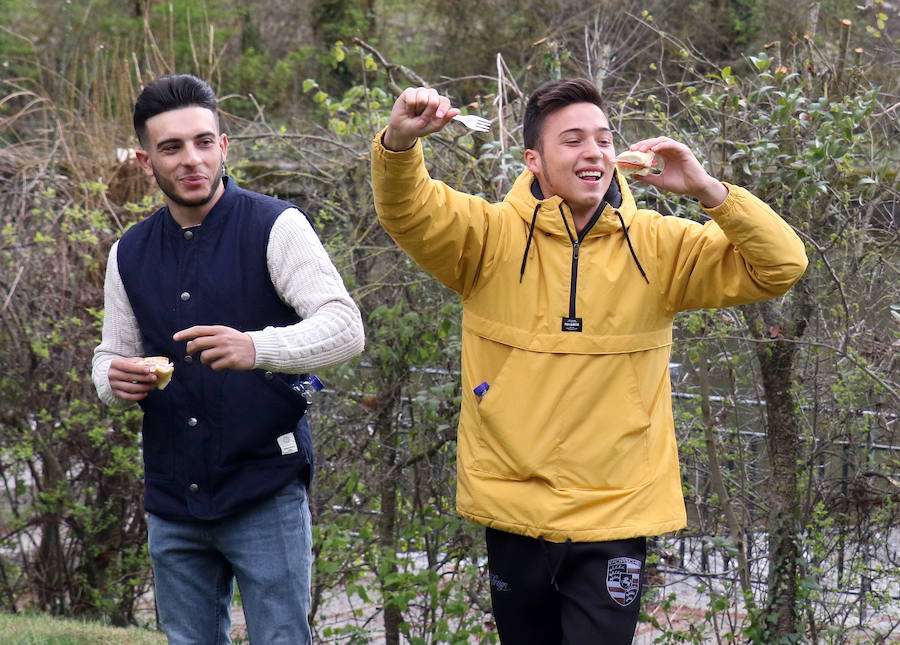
[452,114,491,132]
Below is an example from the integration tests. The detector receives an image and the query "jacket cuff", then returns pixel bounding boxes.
[372,127,423,157]
[701,182,751,222]
[371,129,431,205]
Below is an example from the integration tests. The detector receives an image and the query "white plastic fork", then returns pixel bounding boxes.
[452,114,491,132]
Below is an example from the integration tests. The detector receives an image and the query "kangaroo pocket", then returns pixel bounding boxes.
[472,349,652,491]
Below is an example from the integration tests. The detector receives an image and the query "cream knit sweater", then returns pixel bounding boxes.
[92,207,365,408]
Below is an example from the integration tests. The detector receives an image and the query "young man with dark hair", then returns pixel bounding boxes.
[93,73,365,644]
[371,78,807,643]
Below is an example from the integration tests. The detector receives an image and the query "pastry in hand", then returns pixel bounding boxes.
[615,150,658,177]
[137,356,174,390]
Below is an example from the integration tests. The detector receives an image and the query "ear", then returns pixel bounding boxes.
[219,133,228,162]
[524,148,541,175]
[134,149,154,177]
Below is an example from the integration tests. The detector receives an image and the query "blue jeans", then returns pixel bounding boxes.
[147,479,312,645]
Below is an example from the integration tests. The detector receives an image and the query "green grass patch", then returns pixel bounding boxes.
[0,612,167,645]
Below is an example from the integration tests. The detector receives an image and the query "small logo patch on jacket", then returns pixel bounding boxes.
[561,317,583,332]
[606,557,641,606]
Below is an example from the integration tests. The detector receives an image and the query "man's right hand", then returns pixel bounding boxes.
[108,357,156,401]
[382,87,460,152]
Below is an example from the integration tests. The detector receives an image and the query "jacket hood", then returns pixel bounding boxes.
[504,166,638,238]
[509,167,649,284]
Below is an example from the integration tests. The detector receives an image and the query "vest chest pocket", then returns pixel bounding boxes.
[213,370,309,468]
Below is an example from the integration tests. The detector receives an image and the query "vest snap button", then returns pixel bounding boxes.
[189,483,199,493]
[183,230,194,240]
[180,291,190,301]
[264,371,274,380]
[184,355,193,364]
[187,417,198,427]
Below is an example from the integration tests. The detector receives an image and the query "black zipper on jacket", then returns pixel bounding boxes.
[518,187,649,332]
[560,207,583,332]
[570,240,580,319]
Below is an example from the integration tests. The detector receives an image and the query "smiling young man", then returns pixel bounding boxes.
[371,78,807,644]
[92,74,365,644]
[135,104,227,219]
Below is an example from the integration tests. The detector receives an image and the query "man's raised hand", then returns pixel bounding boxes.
[382,87,460,152]
[630,136,728,208]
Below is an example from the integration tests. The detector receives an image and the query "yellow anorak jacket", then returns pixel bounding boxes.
[371,133,807,542]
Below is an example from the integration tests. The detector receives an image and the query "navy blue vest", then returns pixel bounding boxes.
[117,177,313,521]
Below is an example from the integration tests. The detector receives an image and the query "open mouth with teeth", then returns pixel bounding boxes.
[576,170,605,182]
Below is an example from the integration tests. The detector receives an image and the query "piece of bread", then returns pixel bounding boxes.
[615,150,658,177]
[137,356,174,390]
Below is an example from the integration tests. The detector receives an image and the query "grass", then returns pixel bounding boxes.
[0,612,167,645]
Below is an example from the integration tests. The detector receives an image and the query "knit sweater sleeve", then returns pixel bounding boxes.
[91,241,143,409]
[246,208,365,373]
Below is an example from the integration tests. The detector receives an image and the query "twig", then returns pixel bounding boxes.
[871,102,900,118]
[227,133,362,158]
[98,189,124,233]
[187,8,201,75]
[497,53,505,155]
[791,226,851,352]
[433,74,497,87]
[697,321,756,610]
[836,19,852,84]
[687,334,899,408]
[351,38,428,93]
[1,266,25,315]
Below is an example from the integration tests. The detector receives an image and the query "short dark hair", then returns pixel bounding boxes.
[133,74,218,145]
[523,78,605,150]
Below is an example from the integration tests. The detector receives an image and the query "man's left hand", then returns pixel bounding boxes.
[174,325,256,370]
[629,136,728,208]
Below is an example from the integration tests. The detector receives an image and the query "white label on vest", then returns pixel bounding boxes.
[277,432,299,455]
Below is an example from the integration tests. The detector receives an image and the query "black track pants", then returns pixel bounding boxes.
[486,527,647,645]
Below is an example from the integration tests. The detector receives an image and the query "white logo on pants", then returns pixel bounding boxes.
[606,556,641,607]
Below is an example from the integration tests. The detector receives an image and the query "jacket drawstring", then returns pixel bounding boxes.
[519,203,540,282]
[539,536,573,591]
[521,203,650,285]
[617,210,650,284]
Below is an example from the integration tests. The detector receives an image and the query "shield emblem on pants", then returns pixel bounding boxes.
[606,556,641,607]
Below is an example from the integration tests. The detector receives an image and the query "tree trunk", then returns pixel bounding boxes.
[744,284,813,640]
[35,439,67,614]
[376,385,402,645]
[758,337,801,636]
[697,323,755,608]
